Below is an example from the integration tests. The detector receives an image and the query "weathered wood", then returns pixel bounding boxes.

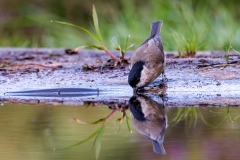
[0,48,240,107]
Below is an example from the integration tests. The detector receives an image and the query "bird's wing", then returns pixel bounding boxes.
[130,42,148,68]
[130,35,164,69]
[144,38,164,69]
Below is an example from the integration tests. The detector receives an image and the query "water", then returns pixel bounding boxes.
[0,100,240,160]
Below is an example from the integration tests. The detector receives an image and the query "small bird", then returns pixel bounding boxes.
[128,94,167,154]
[128,21,166,93]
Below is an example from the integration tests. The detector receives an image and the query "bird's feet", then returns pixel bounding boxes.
[133,87,144,95]
[162,74,168,84]
[160,94,168,107]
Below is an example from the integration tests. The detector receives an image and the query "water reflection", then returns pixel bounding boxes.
[64,94,168,158]
[1,98,240,160]
[129,94,167,154]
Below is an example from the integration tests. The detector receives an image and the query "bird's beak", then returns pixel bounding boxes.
[133,88,138,95]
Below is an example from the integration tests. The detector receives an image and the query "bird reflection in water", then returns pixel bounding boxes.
[129,94,167,154]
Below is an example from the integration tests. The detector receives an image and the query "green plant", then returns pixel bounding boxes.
[223,36,234,64]
[210,107,240,129]
[2,0,240,52]
[223,46,230,64]
[171,27,209,56]
[169,107,198,127]
[57,107,130,160]
[52,5,118,61]
[168,107,214,130]
[112,35,134,60]
[52,5,133,62]
[169,106,240,131]
[113,107,132,133]
[168,1,209,56]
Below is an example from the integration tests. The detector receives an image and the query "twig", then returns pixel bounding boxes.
[11,63,62,69]
[102,46,118,61]
[198,61,239,69]
[103,108,119,124]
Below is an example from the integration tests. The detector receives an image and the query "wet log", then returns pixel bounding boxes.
[0,48,240,107]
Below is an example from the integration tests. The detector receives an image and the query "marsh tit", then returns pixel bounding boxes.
[128,94,167,154]
[128,21,166,92]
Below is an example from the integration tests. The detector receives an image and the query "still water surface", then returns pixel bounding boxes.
[0,100,240,160]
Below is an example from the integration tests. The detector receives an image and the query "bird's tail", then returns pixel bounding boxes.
[152,140,166,154]
[150,21,163,37]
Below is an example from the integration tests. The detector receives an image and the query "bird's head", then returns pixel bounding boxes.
[128,95,146,121]
[128,61,145,89]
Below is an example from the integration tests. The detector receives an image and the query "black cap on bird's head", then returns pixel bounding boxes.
[128,95,146,121]
[128,61,144,89]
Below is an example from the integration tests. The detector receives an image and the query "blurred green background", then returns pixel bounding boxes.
[0,0,240,52]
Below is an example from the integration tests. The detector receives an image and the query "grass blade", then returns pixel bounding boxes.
[111,36,120,49]
[92,5,103,42]
[124,35,130,53]
[86,45,104,50]
[51,20,101,42]
[127,43,135,50]
[126,114,132,133]
[92,126,105,160]
[193,108,198,127]
[57,126,102,150]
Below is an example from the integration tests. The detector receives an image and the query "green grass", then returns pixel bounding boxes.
[58,107,129,160]
[0,0,240,55]
[52,5,119,61]
[52,5,134,60]
[168,106,240,130]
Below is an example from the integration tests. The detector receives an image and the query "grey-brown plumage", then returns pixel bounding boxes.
[128,21,166,90]
[128,94,167,154]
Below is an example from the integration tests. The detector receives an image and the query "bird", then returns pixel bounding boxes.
[128,94,167,154]
[128,20,166,93]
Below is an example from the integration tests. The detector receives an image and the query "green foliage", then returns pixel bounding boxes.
[1,0,240,54]
[223,36,233,64]
[57,126,104,150]
[125,113,132,133]
[168,106,240,130]
[171,28,209,56]
[51,5,104,49]
[92,5,103,43]
[169,107,198,128]
[57,125,105,160]
[58,108,129,160]
[112,35,134,59]
[223,46,230,64]
[57,124,105,160]
[52,5,132,60]
[210,107,240,129]
[52,20,102,42]
[93,126,105,160]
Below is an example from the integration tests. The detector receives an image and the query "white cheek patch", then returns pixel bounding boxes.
[137,66,149,88]
[138,97,149,114]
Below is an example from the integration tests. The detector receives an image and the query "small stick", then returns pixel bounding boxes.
[103,46,118,61]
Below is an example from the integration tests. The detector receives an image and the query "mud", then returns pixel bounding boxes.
[0,48,240,107]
